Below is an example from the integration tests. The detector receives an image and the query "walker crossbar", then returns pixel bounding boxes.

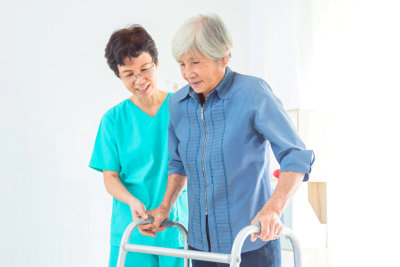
[116,217,302,267]
[123,244,231,263]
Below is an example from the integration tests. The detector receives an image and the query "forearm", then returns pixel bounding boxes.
[103,170,135,205]
[160,173,187,212]
[264,171,304,215]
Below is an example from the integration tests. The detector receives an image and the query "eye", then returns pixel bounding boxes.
[193,61,199,65]
[142,66,152,72]
[179,63,185,67]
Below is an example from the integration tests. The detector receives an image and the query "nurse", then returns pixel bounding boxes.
[89,25,188,267]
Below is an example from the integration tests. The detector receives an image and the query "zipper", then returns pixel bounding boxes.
[206,215,211,252]
[201,105,209,215]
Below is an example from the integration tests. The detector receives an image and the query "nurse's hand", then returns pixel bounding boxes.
[129,197,148,220]
[139,205,169,237]
[250,205,284,242]
[128,197,155,236]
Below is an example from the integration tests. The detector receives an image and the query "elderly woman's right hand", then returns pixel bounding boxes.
[138,205,170,237]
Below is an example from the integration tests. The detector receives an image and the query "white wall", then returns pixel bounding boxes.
[321,1,400,266]
[248,0,333,111]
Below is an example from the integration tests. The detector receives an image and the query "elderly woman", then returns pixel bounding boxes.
[89,25,188,267]
[144,14,314,267]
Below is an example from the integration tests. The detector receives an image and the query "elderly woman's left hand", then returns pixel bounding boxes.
[250,206,284,242]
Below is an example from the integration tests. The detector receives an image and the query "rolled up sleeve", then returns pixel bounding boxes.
[253,81,315,181]
[168,112,186,176]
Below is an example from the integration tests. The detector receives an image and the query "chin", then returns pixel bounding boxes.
[191,87,204,94]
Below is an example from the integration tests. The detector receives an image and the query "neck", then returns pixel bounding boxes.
[131,89,163,107]
[203,69,226,100]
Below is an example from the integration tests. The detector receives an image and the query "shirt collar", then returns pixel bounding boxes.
[178,67,234,101]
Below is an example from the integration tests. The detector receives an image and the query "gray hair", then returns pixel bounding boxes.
[172,13,233,61]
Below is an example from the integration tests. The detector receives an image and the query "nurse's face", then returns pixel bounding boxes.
[178,49,228,98]
[117,52,158,99]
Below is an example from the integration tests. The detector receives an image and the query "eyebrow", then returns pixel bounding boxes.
[177,57,199,63]
[120,62,153,73]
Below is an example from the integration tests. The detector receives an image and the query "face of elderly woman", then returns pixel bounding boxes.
[117,52,158,99]
[178,49,228,98]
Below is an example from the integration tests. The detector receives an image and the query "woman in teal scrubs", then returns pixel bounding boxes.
[89,25,188,267]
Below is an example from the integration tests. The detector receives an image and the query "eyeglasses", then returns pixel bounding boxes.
[120,63,155,82]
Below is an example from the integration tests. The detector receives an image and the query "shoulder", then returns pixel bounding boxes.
[230,71,273,101]
[102,99,130,122]
[169,85,190,105]
[233,72,264,86]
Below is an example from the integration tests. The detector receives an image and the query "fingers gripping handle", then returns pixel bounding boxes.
[144,215,181,228]
[253,221,261,235]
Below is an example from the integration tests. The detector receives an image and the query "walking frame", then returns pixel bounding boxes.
[117,216,302,267]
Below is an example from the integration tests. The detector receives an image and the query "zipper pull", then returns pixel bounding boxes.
[201,106,204,120]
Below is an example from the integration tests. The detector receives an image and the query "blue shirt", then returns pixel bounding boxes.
[168,67,314,254]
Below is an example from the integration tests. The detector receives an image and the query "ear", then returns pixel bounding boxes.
[221,45,230,67]
[116,64,123,79]
[221,52,230,68]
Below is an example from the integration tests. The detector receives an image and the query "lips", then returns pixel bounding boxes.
[136,84,150,92]
[190,81,202,88]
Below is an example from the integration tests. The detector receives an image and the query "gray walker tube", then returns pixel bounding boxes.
[116,217,302,267]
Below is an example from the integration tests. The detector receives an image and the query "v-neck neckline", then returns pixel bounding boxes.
[127,93,170,118]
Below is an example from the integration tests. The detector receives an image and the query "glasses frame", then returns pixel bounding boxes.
[121,63,156,82]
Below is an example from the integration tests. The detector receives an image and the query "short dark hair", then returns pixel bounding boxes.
[105,25,158,78]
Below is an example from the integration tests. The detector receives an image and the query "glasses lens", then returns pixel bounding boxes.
[143,65,154,76]
[123,64,154,81]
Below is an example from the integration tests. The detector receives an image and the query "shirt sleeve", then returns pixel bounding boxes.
[168,105,186,176]
[89,114,121,173]
[252,81,315,181]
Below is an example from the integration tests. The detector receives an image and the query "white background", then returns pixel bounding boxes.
[1,0,399,266]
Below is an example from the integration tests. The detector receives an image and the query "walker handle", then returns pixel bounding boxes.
[253,221,261,235]
[116,215,189,267]
[230,221,302,267]
[142,215,179,228]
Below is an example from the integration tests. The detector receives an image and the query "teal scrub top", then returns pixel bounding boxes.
[89,93,188,247]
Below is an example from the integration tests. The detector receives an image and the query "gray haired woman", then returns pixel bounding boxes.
[142,13,314,267]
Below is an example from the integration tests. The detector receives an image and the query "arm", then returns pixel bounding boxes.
[250,81,314,241]
[140,173,187,237]
[90,116,149,229]
[158,173,187,213]
[103,170,148,221]
[251,171,303,241]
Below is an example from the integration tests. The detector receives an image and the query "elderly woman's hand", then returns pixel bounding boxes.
[250,206,284,242]
[138,205,170,237]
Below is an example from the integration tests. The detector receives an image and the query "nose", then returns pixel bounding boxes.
[182,65,195,81]
[133,74,146,86]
